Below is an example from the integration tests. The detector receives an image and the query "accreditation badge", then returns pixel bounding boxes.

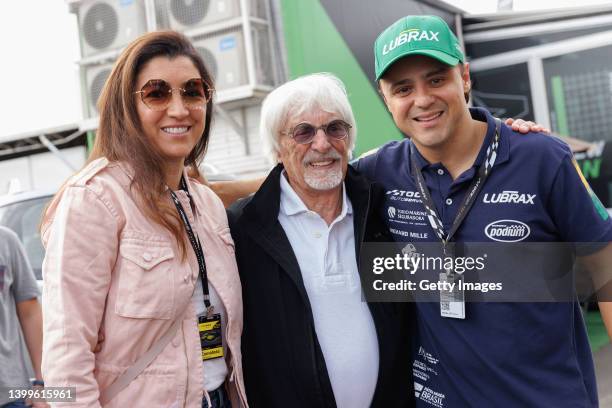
[439,272,465,319]
[198,314,224,360]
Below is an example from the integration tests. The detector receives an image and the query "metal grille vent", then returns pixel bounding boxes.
[253,25,273,86]
[250,0,267,18]
[170,0,210,26]
[90,68,112,112]
[197,46,219,81]
[83,2,119,50]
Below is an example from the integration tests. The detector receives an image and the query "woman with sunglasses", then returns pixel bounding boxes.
[40,31,247,408]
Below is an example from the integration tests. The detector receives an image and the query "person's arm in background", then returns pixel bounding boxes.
[209,178,265,208]
[6,227,49,408]
[198,119,546,207]
[188,166,264,208]
[16,299,49,408]
[600,302,612,340]
[578,243,612,341]
[16,299,43,381]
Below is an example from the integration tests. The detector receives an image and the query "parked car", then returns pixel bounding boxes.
[0,190,54,292]
[0,165,235,287]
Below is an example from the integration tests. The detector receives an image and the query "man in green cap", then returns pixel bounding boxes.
[353,14,612,407]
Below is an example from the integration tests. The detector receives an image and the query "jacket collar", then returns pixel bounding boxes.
[241,164,373,305]
[243,163,373,269]
[240,164,307,303]
[243,163,285,222]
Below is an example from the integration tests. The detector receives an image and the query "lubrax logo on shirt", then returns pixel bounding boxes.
[382,29,440,55]
[483,191,536,205]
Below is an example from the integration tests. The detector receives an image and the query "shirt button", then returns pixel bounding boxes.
[314,232,322,238]
[445,198,453,205]
[142,253,152,262]
[437,169,444,175]
[184,275,189,283]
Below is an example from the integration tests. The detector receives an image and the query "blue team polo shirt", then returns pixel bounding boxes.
[355,107,612,408]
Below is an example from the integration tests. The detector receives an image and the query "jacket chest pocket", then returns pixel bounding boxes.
[115,238,175,319]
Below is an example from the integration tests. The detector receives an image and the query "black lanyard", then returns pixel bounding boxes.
[410,118,501,264]
[169,177,213,314]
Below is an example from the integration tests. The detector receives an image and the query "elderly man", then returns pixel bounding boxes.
[227,73,413,408]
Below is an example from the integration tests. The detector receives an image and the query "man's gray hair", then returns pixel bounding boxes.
[260,73,357,162]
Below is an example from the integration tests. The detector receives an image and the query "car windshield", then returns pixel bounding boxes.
[0,196,51,280]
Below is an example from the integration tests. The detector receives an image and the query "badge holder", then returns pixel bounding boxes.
[198,306,224,361]
[410,119,501,322]
[170,180,225,362]
[439,271,465,319]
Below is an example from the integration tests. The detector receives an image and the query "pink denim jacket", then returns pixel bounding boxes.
[41,158,248,407]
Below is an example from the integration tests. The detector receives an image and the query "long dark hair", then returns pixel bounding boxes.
[92,30,215,257]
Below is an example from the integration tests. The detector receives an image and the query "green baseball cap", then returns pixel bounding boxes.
[374,15,465,80]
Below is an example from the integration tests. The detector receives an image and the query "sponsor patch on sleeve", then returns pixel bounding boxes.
[572,158,609,221]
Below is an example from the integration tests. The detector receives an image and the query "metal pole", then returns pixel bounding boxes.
[38,135,78,171]
[240,0,258,87]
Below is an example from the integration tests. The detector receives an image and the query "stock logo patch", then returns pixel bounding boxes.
[485,220,530,242]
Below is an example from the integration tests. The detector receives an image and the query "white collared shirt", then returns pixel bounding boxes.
[278,172,379,408]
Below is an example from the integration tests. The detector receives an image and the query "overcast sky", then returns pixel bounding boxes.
[0,0,611,141]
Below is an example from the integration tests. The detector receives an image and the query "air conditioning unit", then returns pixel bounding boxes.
[84,62,114,117]
[165,0,241,30]
[77,0,147,57]
[192,25,274,92]
[249,0,268,19]
[193,29,248,91]
[250,23,274,87]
